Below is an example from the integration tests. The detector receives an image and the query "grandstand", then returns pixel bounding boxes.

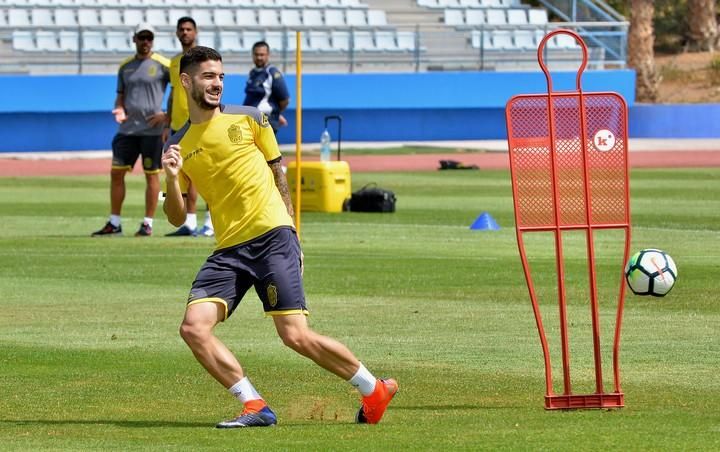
[0,0,627,74]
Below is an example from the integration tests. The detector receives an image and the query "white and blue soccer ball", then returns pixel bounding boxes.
[624,249,677,297]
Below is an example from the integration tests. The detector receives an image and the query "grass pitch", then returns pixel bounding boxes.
[0,168,718,451]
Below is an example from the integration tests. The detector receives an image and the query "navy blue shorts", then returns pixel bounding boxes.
[187,227,307,320]
[111,133,162,174]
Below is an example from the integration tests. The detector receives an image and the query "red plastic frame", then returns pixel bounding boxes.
[505,30,632,409]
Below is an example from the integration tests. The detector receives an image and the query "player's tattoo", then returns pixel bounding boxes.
[269,161,294,218]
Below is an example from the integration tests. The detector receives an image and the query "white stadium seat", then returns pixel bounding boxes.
[145,9,168,26]
[374,30,397,51]
[507,9,527,25]
[35,31,60,51]
[100,9,124,26]
[31,9,53,26]
[396,31,415,51]
[213,10,236,27]
[302,9,323,27]
[55,9,77,26]
[59,30,80,51]
[242,31,264,51]
[367,10,386,26]
[123,10,144,27]
[258,10,280,27]
[12,30,35,51]
[77,9,100,27]
[324,9,345,27]
[345,9,366,27]
[330,30,350,51]
[280,9,302,27]
[308,30,332,51]
[529,9,548,25]
[465,9,485,25]
[106,31,130,51]
[235,10,258,27]
[9,9,31,26]
[168,9,191,26]
[485,9,506,25]
[190,8,213,26]
[82,31,106,52]
[219,30,243,52]
[444,9,463,26]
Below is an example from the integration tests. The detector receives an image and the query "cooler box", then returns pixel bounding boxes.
[286,161,352,213]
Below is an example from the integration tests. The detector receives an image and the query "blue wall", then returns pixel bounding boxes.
[1,70,709,153]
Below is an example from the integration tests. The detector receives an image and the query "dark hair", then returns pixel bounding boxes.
[180,46,222,74]
[176,16,197,30]
[252,41,269,52]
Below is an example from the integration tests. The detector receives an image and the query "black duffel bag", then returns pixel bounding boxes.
[345,183,396,213]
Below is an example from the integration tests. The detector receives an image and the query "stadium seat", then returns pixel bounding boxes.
[254,0,276,7]
[12,30,35,51]
[443,9,463,26]
[219,30,243,52]
[190,8,213,27]
[330,29,350,51]
[302,9,323,27]
[345,9,366,27]
[258,10,280,27]
[82,31,106,52]
[367,10,387,26]
[100,9,124,27]
[154,33,179,53]
[242,30,264,51]
[492,30,514,49]
[279,10,300,27]
[31,9,53,26]
[308,30,332,51]
[514,30,535,50]
[106,31,130,51]
[296,0,320,7]
[470,29,493,49]
[550,33,580,49]
[528,9,548,25]
[374,30,398,51]
[286,31,310,51]
[465,9,485,25]
[35,31,60,52]
[235,10,258,27]
[507,9,527,25]
[145,9,168,26]
[59,30,80,52]
[396,30,416,51]
[168,9,191,26]
[198,31,217,48]
[324,9,345,27]
[485,9,506,25]
[123,9,144,27]
[265,30,284,51]
[213,10,236,27]
[353,30,376,51]
[78,9,100,27]
[8,9,31,26]
[55,9,77,26]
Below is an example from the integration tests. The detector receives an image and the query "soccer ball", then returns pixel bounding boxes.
[624,249,677,297]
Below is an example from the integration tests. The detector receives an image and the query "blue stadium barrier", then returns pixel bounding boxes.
[4,70,711,153]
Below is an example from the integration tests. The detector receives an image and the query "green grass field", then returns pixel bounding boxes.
[0,168,718,451]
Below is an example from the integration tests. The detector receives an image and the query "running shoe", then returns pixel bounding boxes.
[165,225,196,237]
[134,222,152,237]
[216,406,277,429]
[198,225,215,237]
[356,378,398,424]
[91,221,122,237]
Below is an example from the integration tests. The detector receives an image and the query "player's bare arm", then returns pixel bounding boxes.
[269,161,294,219]
[112,93,126,123]
[162,144,187,227]
[162,90,174,142]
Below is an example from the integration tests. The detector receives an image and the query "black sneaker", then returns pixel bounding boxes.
[165,225,196,237]
[91,221,122,237]
[134,222,152,237]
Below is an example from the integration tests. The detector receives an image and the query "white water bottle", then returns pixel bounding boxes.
[320,128,331,162]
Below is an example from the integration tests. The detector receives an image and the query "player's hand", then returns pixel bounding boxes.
[112,108,127,124]
[147,111,168,127]
[279,114,288,127]
[162,144,183,178]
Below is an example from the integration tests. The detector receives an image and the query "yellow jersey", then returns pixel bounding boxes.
[169,53,190,132]
[165,105,293,250]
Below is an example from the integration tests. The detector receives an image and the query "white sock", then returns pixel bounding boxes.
[348,363,377,397]
[143,217,153,227]
[184,213,197,230]
[229,377,263,403]
[109,215,121,227]
[204,213,213,229]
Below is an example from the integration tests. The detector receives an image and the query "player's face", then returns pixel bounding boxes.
[176,22,197,48]
[252,46,269,68]
[133,32,153,56]
[189,60,224,110]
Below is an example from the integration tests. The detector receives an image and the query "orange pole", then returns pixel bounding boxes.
[294,31,302,237]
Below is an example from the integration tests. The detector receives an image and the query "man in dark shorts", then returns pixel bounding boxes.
[162,46,397,428]
[92,23,170,237]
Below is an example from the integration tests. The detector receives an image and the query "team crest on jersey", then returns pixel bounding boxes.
[260,113,269,127]
[147,65,157,77]
[227,123,243,143]
[266,283,278,307]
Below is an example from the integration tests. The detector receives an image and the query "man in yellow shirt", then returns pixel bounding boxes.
[164,17,213,237]
[162,47,397,428]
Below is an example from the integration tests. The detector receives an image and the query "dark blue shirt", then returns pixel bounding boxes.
[243,65,290,131]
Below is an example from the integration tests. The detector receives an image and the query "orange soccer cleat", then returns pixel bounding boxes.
[355,378,398,424]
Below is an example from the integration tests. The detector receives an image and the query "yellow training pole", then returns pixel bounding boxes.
[294,31,302,237]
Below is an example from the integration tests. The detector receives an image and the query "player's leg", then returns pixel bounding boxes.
[135,136,163,236]
[167,184,198,236]
[181,251,276,428]
[92,134,135,236]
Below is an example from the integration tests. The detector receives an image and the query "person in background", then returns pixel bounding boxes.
[243,41,290,134]
[164,16,214,237]
[162,47,398,428]
[92,23,169,237]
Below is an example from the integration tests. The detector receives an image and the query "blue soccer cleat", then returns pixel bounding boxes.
[165,225,196,237]
[216,406,277,429]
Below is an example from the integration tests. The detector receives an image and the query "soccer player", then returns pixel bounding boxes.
[162,47,397,428]
[92,23,170,237]
[164,17,214,237]
[243,41,290,134]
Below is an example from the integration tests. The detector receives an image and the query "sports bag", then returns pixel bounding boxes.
[346,183,396,213]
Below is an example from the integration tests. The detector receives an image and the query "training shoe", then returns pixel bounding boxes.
[356,378,399,424]
[165,225,196,237]
[216,406,277,429]
[134,222,152,237]
[198,225,215,237]
[91,221,122,237]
